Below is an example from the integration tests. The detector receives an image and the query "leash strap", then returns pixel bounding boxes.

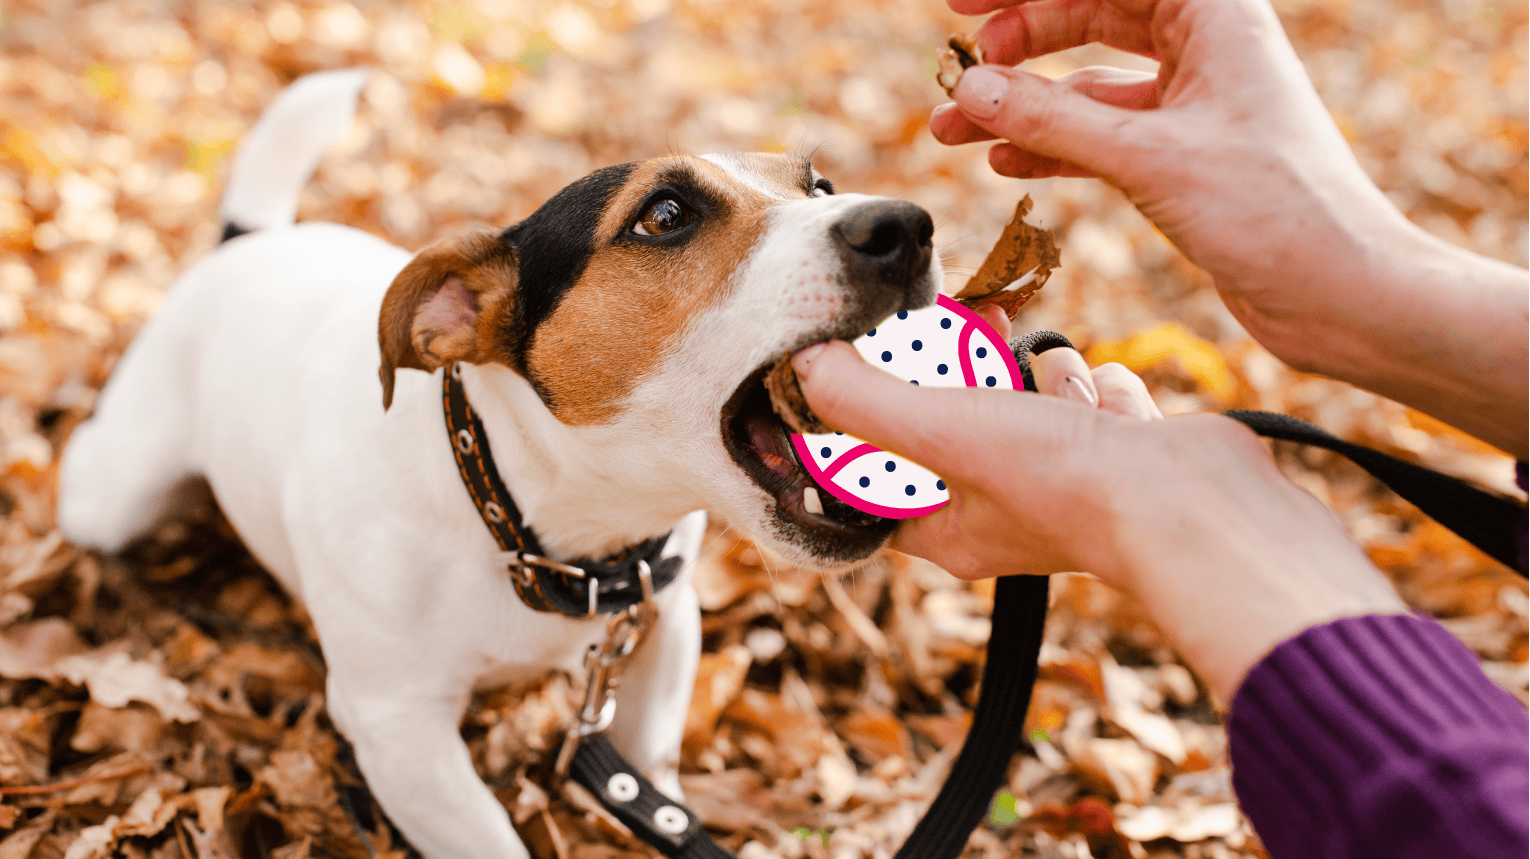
[1224,410,1526,572]
[566,577,1049,859]
[442,363,685,615]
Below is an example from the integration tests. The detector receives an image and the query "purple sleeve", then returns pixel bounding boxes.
[1226,613,1528,859]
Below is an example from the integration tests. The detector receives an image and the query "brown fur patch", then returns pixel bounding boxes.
[377,229,520,409]
[526,155,811,425]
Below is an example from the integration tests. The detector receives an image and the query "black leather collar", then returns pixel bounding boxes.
[441,363,683,616]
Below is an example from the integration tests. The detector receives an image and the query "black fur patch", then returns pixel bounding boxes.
[502,163,637,338]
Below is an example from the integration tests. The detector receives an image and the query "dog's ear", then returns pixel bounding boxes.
[378,229,520,409]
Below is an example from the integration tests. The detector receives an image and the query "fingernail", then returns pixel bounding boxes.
[1061,375,1098,406]
[955,67,1008,119]
[792,343,827,378]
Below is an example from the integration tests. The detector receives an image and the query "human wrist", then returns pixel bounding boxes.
[1101,422,1410,702]
[1218,172,1415,369]
[1239,210,1528,455]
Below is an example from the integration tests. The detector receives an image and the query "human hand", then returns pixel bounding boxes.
[931,0,1410,342]
[932,0,1530,459]
[791,338,1408,700]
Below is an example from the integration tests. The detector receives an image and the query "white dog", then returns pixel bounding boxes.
[57,70,941,858]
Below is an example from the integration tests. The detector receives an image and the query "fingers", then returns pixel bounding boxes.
[1030,350,1162,419]
[948,0,1031,14]
[887,508,986,579]
[791,342,975,477]
[1092,362,1163,419]
[1029,348,1099,406]
[932,67,1159,147]
[1056,66,1160,109]
[989,144,1097,179]
[951,65,1151,180]
[976,304,1012,340]
[976,0,1158,66]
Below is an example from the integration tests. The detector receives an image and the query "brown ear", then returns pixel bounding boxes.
[378,229,520,409]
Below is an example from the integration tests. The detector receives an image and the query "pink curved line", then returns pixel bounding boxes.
[790,435,947,520]
[820,442,880,479]
[774,296,1022,522]
[956,321,978,388]
[934,294,1025,390]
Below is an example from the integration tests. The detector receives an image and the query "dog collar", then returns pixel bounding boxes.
[441,363,684,616]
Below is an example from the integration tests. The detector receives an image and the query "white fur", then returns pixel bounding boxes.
[699,153,791,200]
[58,73,940,859]
[219,68,367,231]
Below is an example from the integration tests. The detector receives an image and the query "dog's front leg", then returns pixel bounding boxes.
[326,671,530,859]
[604,513,705,800]
[298,525,534,859]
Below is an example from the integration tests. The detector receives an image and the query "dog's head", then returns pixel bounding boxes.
[379,153,939,568]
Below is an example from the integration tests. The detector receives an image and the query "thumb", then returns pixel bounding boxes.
[953,65,1147,184]
[792,341,984,480]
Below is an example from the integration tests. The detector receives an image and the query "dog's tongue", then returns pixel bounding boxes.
[745,413,799,477]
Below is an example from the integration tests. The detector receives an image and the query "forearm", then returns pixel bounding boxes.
[1244,213,1529,458]
[1108,423,1411,704]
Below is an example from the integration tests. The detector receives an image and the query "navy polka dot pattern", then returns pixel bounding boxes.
[897,310,908,320]
[794,295,1021,519]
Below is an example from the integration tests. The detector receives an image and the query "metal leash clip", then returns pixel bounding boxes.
[555,561,657,776]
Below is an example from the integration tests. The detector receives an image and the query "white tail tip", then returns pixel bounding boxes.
[218,68,369,234]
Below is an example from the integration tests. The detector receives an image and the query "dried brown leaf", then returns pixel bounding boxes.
[953,196,1060,319]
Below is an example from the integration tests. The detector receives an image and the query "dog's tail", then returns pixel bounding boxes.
[218,69,369,243]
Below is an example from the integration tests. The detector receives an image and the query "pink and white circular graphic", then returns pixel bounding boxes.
[790,295,1024,519]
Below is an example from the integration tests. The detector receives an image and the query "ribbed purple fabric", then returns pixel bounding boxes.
[1226,613,1528,859]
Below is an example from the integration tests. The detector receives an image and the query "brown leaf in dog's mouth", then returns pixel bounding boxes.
[764,354,833,436]
[764,197,1059,434]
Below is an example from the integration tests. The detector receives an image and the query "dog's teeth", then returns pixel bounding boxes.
[803,486,824,515]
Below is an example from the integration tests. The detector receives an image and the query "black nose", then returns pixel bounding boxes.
[832,200,935,295]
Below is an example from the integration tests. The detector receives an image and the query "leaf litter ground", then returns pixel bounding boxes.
[0,1,1525,858]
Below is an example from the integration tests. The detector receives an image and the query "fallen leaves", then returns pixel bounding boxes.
[0,0,1524,857]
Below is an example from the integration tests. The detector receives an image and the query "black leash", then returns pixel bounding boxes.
[560,331,1526,859]
[1224,410,1525,571]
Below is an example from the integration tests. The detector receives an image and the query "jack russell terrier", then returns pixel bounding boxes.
[57,70,940,858]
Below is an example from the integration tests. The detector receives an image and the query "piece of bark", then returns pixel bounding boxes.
[936,34,984,97]
[953,195,1060,319]
[764,354,832,435]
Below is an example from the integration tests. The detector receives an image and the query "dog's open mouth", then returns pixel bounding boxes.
[721,361,890,537]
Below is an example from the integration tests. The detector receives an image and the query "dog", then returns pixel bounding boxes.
[56,69,941,859]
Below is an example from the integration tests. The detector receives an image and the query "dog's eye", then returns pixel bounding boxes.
[811,178,834,198]
[633,198,693,236]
